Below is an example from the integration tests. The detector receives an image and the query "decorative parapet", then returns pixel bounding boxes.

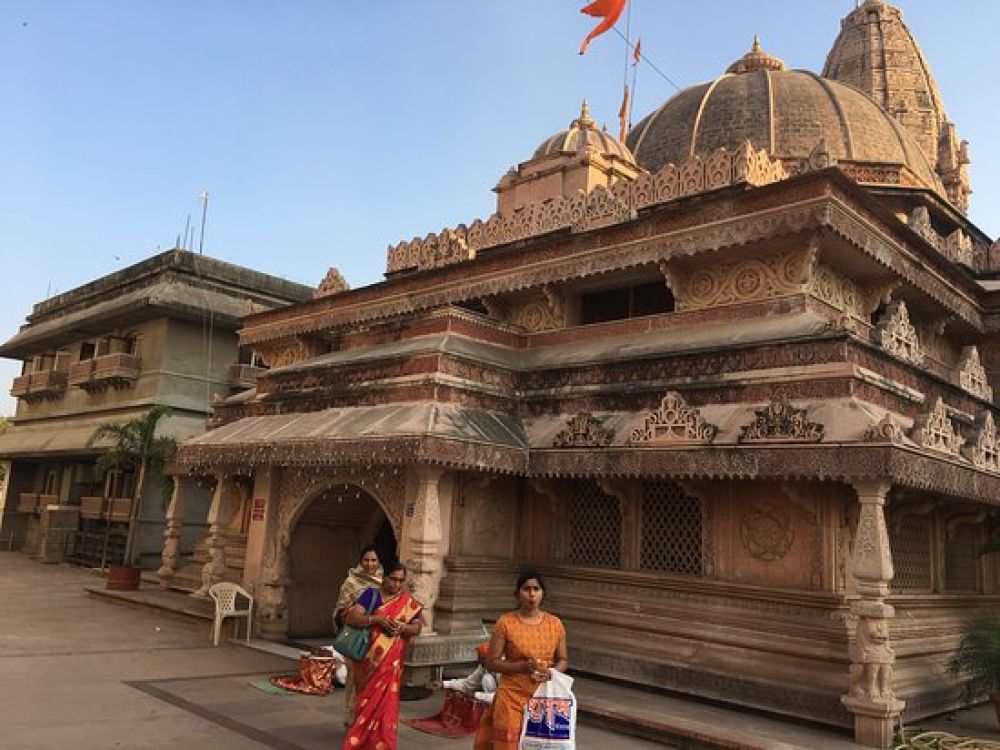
[630,392,717,445]
[956,346,993,401]
[910,397,965,457]
[863,414,905,444]
[738,397,824,443]
[875,301,923,367]
[385,141,786,274]
[552,412,614,448]
[906,207,973,266]
[314,267,349,299]
[961,411,1000,472]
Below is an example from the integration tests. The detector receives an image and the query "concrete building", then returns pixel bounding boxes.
[0,249,312,570]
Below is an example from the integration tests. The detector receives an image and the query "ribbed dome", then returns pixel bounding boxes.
[534,100,636,164]
[626,41,945,196]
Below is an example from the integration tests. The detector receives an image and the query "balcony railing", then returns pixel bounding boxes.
[228,363,267,388]
[10,371,68,400]
[79,496,105,520]
[17,493,59,513]
[78,496,131,521]
[69,354,140,392]
[108,498,132,521]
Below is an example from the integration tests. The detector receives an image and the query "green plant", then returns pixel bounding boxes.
[948,614,1000,694]
[87,405,178,565]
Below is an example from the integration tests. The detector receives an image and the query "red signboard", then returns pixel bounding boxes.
[251,498,266,521]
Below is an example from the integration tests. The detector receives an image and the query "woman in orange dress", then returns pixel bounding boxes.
[474,571,568,750]
[341,561,423,750]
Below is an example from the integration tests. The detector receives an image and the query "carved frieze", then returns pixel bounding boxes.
[553,413,614,448]
[956,346,993,401]
[671,247,816,311]
[255,336,328,369]
[630,392,717,445]
[863,414,905,444]
[874,301,923,367]
[386,141,786,274]
[808,263,867,320]
[961,411,1000,473]
[508,285,567,332]
[910,398,965,457]
[738,398,824,443]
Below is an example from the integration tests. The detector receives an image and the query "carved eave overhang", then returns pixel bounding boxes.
[527,444,1000,503]
[240,170,985,351]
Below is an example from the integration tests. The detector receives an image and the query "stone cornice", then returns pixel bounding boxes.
[242,191,988,350]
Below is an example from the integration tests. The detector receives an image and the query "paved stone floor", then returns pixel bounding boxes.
[0,552,664,749]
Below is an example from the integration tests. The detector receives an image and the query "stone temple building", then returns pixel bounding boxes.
[164,3,999,746]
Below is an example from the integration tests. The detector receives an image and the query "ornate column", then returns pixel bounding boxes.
[157,477,186,588]
[842,480,904,748]
[191,475,233,598]
[404,467,444,634]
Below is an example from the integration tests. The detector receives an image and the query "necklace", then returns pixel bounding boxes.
[515,610,544,625]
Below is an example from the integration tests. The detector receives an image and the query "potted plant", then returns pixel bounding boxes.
[88,405,177,590]
[948,613,1000,723]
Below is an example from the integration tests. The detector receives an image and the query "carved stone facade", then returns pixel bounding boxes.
[553,413,613,448]
[911,398,965,457]
[630,392,717,445]
[875,301,923,367]
[957,346,993,401]
[738,398,824,444]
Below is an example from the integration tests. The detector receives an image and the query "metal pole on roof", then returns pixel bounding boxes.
[197,190,209,255]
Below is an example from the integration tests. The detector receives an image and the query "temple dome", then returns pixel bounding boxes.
[626,40,945,197]
[533,100,636,164]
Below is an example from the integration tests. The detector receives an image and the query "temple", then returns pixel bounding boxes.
[159,4,1000,747]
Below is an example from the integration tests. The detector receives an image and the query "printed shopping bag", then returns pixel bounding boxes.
[519,669,577,750]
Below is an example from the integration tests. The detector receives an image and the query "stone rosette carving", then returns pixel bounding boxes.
[956,346,993,401]
[875,301,923,366]
[314,267,350,298]
[910,397,965,457]
[738,397,824,443]
[863,414,905,444]
[962,411,1000,472]
[672,247,816,311]
[740,502,794,562]
[386,141,786,274]
[630,392,717,445]
[553,412,614,448]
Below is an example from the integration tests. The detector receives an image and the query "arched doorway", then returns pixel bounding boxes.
[286,484,397,637]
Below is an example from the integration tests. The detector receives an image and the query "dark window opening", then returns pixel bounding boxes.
[79,341,96,360]
[580,281,674,325]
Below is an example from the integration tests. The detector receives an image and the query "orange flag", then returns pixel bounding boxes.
[632,37,642,65]
[579,0,627,55]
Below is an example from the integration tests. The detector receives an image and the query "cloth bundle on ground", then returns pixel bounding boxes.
[269,649,347,696]
[404,690,492,739]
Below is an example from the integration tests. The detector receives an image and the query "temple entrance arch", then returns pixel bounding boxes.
[286,483,397,637]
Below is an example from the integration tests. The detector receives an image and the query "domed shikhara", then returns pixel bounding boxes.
[495,101,640,217]
[532,100,635,164]
[626,39,947,201]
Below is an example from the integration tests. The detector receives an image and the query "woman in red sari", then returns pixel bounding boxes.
[341,560,423,750]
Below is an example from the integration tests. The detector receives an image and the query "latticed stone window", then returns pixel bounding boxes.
[889,515,933,592]
[945,525,979,592]
[639,480,703,575]
[567,480,621,568]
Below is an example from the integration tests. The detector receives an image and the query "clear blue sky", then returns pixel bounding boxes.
[1,1,997,416]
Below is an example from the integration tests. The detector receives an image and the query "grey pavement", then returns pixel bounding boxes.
[0,552,664,749]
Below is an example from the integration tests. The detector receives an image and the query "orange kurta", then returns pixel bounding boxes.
[473,612,565,750]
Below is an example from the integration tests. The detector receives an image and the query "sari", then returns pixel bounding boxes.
[342,588,422,750]
[473,612,565,750]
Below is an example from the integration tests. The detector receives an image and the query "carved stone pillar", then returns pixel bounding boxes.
[191,475,233,598]
[157,477,186,588]
[841,480,905,748]
[405,467,444,633]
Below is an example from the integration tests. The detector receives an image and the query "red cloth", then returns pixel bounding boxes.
[405,691,490,739]
[579,0,627,54]
[269,654,336,696]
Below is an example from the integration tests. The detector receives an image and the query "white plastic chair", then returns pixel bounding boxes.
[208,582,253,646]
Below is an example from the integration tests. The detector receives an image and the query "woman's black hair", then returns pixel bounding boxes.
[358,546,379,562]
[515,570,546,593]
[384,559,407,576]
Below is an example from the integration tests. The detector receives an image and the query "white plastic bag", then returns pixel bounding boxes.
[518,669,577,750]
